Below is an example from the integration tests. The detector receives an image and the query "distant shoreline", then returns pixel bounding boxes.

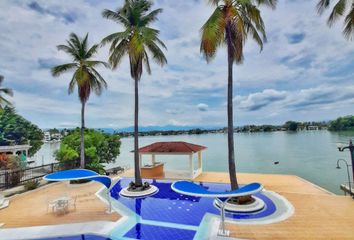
[115,127,329,138]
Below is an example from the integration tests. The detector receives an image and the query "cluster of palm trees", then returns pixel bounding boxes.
[51,0,353,192]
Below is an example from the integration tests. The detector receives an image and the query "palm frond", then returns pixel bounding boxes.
[101,31,129,46]
[0,88,13,97]
[254,0,277,9]
[141,8,163,25]
[87,68,108,95]
[143,50,151,74]
[109,40,129,69]
[82,33,89,57]
[102,9,130,27]
[327,0,347,26]
[57,44,80,60]
[51,63,78,77]
[85,44,99,59]
[145,40,167,66]
[317,0,331,14]
[200,7,225,62]
[343,5,354,39]
[69,33,82,54]
[68,73,77,95]
[0,95,12,108]
[208,0,221,6]
[86,60,110,68]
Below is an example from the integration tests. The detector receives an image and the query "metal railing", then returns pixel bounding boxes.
[0,160,79,190]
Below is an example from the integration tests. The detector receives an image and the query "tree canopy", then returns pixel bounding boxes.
[55,129,121,173]
[0,107,44,156]
[329,116,354,131]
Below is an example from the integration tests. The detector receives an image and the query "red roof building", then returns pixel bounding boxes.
[137,141,207,153]
[135,141,207,179]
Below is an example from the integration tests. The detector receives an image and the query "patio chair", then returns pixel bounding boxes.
[69,195,77,211]
[54,199,69,215]
[47,198,56,213]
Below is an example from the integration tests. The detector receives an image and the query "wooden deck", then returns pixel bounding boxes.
[0,181,120,228]
[195,172,354,240]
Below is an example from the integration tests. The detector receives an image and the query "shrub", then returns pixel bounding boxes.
[24,180,40,191]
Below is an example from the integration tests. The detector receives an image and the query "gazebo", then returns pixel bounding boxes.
[136,141,207,179]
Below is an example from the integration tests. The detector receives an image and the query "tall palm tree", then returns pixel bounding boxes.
[102,0,167,187]
[51,33,109,168]
[0,75,13,110]
[317,0,354,40]
[200,0,276,190]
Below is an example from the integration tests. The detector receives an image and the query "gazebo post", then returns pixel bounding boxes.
[198,151,202,171]
[189,154,194,179]
[152,154,156,165]
[139,153,142,167]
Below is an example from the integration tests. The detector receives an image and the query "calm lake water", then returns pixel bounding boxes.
[33,130,354,195]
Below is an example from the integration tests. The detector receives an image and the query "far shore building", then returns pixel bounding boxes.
[0,145,31,159]
[135,141,207,180]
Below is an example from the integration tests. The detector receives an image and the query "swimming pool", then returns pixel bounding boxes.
[106,178,292,240]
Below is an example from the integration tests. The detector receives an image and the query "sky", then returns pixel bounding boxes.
[1,0,354,129]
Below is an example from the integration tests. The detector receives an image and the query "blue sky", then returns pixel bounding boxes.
[1,0,354,129]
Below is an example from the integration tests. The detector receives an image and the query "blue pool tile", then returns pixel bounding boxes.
[123,224,196,240]
[110,178,276,226]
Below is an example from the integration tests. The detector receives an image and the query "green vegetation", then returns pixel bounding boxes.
[0,154,25,187]
[0,75,13,109]
[317,0,354,40]
[0,154,26,170]
[24,180,40,191]
[102,0,167,187]
[200,0,276,190]
[0,107,43,156]
[329,116,354,131]
[51,33,109,168]
[55,129,121,174]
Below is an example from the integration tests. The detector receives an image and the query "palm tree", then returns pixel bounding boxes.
[51,33,109,168]
[317,0,354,40]
[102,0,167,187]
[0,75,13,110]
[200,0,276,190]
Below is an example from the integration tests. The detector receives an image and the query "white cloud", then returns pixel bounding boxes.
[1,0,354,128]
[197,103,209,112]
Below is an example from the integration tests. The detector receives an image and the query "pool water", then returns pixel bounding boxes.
[109,178,277,240]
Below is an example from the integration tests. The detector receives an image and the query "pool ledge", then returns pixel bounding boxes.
[0,221,115,240]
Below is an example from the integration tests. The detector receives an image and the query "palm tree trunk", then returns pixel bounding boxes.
[134,79,143,186]
[226,20,239,190]
[80,101,85,168]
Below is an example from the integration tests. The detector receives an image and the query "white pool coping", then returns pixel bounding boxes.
[0,221,115,240]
